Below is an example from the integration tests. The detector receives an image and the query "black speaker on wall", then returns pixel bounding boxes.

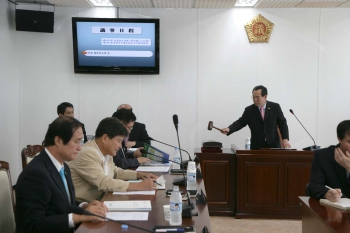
[16,9,54,33]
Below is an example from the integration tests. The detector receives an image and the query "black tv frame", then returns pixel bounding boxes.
[72,17,159,75]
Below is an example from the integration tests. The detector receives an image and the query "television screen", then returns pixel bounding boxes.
[72,17,159,74]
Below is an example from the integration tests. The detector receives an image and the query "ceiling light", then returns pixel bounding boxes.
[88,0,113,7]
[235,0,259,7]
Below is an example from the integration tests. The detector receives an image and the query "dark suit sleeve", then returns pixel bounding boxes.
[309,150,330,200]
[82,124,88,143]
[134,124,150,148]
[227,108,249,136]
[15,169,71,233]
[113,149,140,169]
[275,105,289,140]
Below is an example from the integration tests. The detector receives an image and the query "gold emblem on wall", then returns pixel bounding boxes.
[245,14,274,43]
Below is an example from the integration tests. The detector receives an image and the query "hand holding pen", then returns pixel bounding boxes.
[325,185,343,203]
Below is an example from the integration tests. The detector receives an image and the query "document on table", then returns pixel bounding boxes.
[113,190,156,195]
[135,166,170,172]
[104,200,152,211]
[106,212,149,221]
[156,175,166,190]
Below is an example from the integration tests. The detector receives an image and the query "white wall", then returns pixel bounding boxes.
[1,6,350,182]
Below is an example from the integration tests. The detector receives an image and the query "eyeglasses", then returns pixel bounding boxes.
[123,123,133,130]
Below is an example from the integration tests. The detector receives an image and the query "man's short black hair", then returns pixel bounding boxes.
[95,117,128,139]
[44,116,82,147]
[337,120,350,140]
[57,102,74,115]
[252,85,268,97]
[111,109,136,124]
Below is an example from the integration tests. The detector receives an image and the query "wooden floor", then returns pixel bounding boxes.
[210,216,301,233]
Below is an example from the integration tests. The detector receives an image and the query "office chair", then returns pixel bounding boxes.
[0,161,15,233]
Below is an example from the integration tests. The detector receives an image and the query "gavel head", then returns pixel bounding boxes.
[208,121,213,130]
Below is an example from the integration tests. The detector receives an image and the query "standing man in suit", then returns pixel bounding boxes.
[57,102,88,143]
[117,104,150,148]
[309,120,350,202]
[111,109,151,168]
[221,85,291,149]
[15,116,107,233]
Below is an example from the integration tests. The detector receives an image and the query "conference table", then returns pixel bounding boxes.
[76,172,211,233]
[300,196,350,233]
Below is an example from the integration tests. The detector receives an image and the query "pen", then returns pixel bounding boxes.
[325,185,346,197]
[143,176,163,187]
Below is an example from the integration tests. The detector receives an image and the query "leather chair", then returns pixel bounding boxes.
[21,145,44,169]
[0,161,15,233]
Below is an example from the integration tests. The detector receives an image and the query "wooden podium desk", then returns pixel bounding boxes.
[300,196,350,233]
[236,149,314,219]
[195,148,236,216]
[76,173,211,233]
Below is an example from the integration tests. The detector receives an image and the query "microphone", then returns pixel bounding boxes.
[173,114,178,130]
[146,136,193,168]
[69,206,155,233]
[289,109,320,151]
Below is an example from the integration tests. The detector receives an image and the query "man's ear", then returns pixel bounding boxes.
[101,134,108,143]
[58,113,63,117]
[54,136,62,146]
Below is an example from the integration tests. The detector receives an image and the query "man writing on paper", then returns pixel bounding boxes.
[221,85,291,149]
[117,104,151,148]
[309,120,350,202]
[16,117,107,233]
[68,117,157,202]
[112,109,151,169]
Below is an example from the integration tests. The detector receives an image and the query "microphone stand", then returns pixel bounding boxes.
[289,109,320,151]
[148,137,192,169]
[172,115,196,218]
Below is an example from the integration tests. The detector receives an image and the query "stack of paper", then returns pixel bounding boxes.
[135,166,170,172]
[104,200,152,211]
[320,198,350,210]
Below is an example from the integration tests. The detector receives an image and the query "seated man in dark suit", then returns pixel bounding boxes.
[117,104,150,148]
[16,116,107,233]
[112,109,151,169]
[57,102,88,143]
[309,120,350,202]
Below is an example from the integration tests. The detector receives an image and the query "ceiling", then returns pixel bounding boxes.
[12,0,350,8]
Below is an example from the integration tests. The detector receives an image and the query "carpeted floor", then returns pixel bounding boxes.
[210,216,302,233]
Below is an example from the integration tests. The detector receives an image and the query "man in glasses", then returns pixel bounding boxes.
[112,109,151,169]
[221,85,291,149]
[117,104,151,148]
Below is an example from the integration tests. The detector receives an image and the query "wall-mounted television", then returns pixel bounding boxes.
[72,17,159,74]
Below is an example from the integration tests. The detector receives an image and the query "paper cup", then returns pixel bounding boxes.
[163,205,170,221]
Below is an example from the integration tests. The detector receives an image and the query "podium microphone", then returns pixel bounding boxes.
[69,206,155,233]
[146,136,193,168]
[289,109,320,151]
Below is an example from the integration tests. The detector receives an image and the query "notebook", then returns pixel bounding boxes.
[320,198,350,210]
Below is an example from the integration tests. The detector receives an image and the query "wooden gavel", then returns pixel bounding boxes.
[207,121,223,132]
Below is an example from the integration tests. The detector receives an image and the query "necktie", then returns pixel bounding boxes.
[59,167,71,203]
[260,107,265,120]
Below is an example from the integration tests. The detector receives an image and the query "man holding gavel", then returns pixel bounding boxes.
[221,85,291,150]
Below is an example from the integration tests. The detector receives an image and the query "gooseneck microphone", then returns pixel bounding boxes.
[173,114,178,130]
[289,109,320,151]
[146,136,193,166]
[69,206,155,233]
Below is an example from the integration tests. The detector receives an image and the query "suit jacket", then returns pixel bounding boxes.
[67,140,137,202]
[129,122,150,148]
[308,144,350,200]
[113,146,140,169]
[227,101,289,149]
[15,150,78,233]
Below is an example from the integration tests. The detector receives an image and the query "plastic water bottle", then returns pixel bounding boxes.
[170,185,182,225]
[186,161,197,191]
[172,148,181,169]
[245,137,251,150]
